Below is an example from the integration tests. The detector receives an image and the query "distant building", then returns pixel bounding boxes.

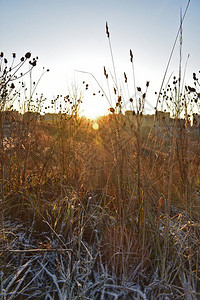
[193,113,200,127]
[43,113,57,122]
[124,110,174,129]
[142,114,155,127]
[23,111,41,121]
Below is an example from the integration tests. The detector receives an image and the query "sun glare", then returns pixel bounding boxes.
[92,122,99,130]
[82,103,106,120]
[81,95,109,120]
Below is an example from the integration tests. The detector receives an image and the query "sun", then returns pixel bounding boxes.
[81,95,109,120]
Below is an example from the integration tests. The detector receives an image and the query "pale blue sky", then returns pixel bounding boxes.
[0,0,200,116]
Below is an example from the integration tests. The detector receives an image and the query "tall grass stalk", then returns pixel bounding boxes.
[106,22,118,92]
[155,0,191,111]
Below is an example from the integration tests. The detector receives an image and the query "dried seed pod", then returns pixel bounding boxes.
[103,66,108,79]
[106,22,109,38]
[188,86,196,93]
[109,107,115,113]
[193,73,197,81]
[124,72,127,83]
[25,52,31,59]
[118,96,121,102]
[104,66,107,76]
[130,49,133,62]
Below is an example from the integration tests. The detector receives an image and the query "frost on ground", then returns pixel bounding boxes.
[0,215,199,300]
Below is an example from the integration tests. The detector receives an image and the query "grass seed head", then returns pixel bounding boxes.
[130,49,133,62]
[25,52,31,59]
[124,72,127,83]
[106,22,110,38]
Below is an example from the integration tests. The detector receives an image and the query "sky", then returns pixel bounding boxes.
[0,0,200,118]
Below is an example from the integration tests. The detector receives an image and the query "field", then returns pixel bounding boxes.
[0,25,200,298]
[0,100,200,299]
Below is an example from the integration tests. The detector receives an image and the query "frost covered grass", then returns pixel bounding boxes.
[1,204,199,299]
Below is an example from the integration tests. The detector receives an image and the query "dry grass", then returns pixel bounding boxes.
[1,20,200,297]
[0,108,199,299]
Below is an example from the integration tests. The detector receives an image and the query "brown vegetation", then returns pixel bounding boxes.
[1,15,200,296]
